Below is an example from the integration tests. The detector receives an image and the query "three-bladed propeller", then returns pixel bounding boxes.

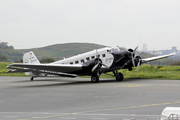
[91,50,108,72]
[128,46,142,70]
[128,46,138,67]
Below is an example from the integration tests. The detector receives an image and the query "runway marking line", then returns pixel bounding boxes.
[17,101,180,120]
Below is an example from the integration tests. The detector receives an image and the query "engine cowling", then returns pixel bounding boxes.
[83,58,102,72]
[123,56,142,71]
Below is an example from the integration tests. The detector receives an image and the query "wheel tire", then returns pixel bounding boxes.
[31,77,34,81]
[91,75,99,83]
[116,72,124,81]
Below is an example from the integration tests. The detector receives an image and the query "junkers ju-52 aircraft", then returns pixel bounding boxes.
[7,46,175,83]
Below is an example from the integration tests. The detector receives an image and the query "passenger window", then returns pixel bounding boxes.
[91,56,95,59]
[96,54,100,58]
[75,61,79,64]
[86,57,90,61]
[102,54,106,57]
[81,59,84,63]
[70,62,73,64]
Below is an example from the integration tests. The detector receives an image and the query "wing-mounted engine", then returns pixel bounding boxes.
[82,58,102,73]
[123,56,142,71]
[110,47,137,69]
[111,46,142,71]
[82,57,108,83]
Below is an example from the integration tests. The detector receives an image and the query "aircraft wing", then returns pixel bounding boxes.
[7,63,83,73]
[142,52,176,63]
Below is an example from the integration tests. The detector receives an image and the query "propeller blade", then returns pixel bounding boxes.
[131,54,135,67]
[92,63,99,72]
[137,61,140,70]
[136,58,142,70]
[101,63,109,68]
[134,46,138,53]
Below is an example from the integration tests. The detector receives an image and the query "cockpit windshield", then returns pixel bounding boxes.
[107,47,120,53]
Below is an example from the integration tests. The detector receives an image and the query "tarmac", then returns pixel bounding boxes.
[0,76,180,120]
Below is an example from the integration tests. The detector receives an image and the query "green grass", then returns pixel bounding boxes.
[1,63,180,80]
[100,64,180,80]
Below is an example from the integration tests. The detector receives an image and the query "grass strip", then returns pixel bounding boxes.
[1,63,180,80]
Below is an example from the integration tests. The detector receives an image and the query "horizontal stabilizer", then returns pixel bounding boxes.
[7,69,31,73]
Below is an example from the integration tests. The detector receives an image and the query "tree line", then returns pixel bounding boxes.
[0,42,55,63]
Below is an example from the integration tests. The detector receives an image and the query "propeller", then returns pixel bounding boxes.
[126,46,143,70]
[91,50,101,72]
[91,50,108,72]
[128,46,138,67]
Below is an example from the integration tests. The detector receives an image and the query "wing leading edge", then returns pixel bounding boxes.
[142,52,176,63]
[7,63,83,73]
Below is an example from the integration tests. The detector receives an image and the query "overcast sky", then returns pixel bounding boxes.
[0,0,180,51]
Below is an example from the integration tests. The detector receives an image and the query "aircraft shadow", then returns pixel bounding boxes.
[13,78,146,88]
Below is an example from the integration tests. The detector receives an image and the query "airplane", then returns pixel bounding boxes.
[6,46,176,83]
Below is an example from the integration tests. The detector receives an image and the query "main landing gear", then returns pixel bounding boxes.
[91,70,104,83]
[91,70,124,83]
[91,74,99,83]
[30,76,34,81]
[113,70,124,81]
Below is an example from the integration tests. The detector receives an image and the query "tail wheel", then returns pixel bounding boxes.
[91,74,99,83]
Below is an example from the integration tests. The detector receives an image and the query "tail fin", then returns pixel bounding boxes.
[23,51,40,64]
[23,51,40,75]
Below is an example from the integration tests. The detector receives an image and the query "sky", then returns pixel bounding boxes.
[0,0,180,51]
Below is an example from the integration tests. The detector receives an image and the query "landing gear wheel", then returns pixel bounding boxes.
[30,77,34,81]
[116,72,124,81]
[91,75,99,83]
[113,71,124,81]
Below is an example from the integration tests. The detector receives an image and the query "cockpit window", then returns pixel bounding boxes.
[107,48,119,53]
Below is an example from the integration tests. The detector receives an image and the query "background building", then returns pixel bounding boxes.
[143,43,147,51]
